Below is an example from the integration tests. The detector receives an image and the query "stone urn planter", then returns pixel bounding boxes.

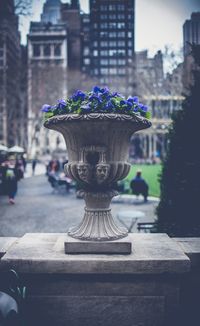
[44,113,151,243]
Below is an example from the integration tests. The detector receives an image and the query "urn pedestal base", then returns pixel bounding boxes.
[67,190,128,245]
[63,235,132,254]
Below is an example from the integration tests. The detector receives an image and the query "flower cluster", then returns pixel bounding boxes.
[41,86,151,120]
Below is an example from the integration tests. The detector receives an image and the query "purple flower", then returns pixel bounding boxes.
[57,99,67,109]
[72,90,86,102]
[141,105,148,112]
[41,104,51,112]
[89,94,102,103]
[120,100,127,106]
[93,86,101,93]
[112,92,123,98]
[105,101,114,110]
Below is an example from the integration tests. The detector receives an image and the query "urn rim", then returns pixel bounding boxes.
[44,112,151,129]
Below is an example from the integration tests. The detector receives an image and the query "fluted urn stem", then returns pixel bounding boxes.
[68,190,128,241]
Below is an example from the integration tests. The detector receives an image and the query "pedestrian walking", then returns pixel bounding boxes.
[32,158,37,175]
[130,170,149,202]
[1,156,20,204]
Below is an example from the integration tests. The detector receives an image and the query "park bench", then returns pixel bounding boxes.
[137,222,157,233]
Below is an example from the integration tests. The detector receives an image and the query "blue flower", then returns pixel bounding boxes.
[105,101,114,110]
[57,99,67,109]
[81,104,92,112]
[72,90,86,102]
[141,105,148,112]
[41,104,51,112]
[120,100,127,106]
[89,94,102,103]
[93,86,101,93]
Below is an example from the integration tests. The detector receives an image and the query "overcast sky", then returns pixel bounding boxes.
[19,0,200,56]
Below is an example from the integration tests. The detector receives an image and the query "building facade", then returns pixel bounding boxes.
[88,0,135,96]
[27,0,68,157]
[0,0,24,147]
[183,12,200,56]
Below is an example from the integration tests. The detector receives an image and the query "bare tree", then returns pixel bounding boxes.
[14,0,32,16]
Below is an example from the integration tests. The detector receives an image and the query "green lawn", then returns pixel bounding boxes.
[124,164,162,198]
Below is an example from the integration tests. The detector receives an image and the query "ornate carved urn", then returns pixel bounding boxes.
[44,113,151,241]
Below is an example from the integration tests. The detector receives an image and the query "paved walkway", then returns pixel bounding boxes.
[0,175,159,237]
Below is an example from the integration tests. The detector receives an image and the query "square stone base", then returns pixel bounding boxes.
[62,235,132,254]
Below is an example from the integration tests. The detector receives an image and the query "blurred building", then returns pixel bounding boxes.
[87,0,135,96]
[183,12,200,91]
[0,0,25,147]
[27,0,67,157]
[183,12,200,56]
[130,50,184,160]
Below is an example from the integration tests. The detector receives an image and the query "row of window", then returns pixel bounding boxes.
[99,40,133,47]
[100,4,125,11]
[94,67,127,75]
[98,31,132,38]
[93,49,133,56]
[96,22,133,29]
[32,44,62,57]
[100,14,128,20]
[100,59,127,65]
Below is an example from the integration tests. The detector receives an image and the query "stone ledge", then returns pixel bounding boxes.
[0,233,190,275]
[0,237,18,258]
[173,237,200,268]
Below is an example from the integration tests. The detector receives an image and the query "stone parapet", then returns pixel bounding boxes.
[0,233,192,326]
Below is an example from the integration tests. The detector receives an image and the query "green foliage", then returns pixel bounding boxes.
[156,44,200,236]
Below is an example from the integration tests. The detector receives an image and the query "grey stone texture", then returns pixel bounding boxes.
[0,233,191,326]
[174,237,200,267]
[0,237,18,258]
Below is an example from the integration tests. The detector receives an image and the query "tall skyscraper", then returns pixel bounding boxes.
[0,0,22,146]
[183,12,200,56]
[89,0,135,96]
[27,0,68,156]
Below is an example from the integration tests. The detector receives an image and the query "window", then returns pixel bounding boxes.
[118,68,126,74]
[94,68,99,75]
[109,14,116,20]
[118,41,125,47]
[33,44,40,57]
[128,41,133,47]
[44,44,51,56]
[118,59,126,65]
[109,49,116,56]
[110,41,117,47]
[101,23,108,29]
[100,32,107,38]
[128,49,132,56]
[84,58,90,65]
[117,22,125,29]
[93,23,98,29]
[100,68,109,75]
[100,50,108,56]
[100,41,108,47]
[100,5,107,11]
[117,49,126,56]
[100,14,107,19]
[109,22,117,28]
[93,50,98,56]
[93,41,98,47]
[109,5,116,10]
[100,59,108,65]
[109,32,117,38]
[0,49,3,57]
[117,4,125,10]
[109,68,117,75]
[128,32,132,38]
[54,44,61,56]
[118,31,125,37]
[109,58,117,65]
[118,14,125,19]
[84,47,89,55]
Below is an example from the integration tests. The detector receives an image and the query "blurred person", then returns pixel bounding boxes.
[1,156,21,204]
[32,158,37,175]
[130,170,149,202]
